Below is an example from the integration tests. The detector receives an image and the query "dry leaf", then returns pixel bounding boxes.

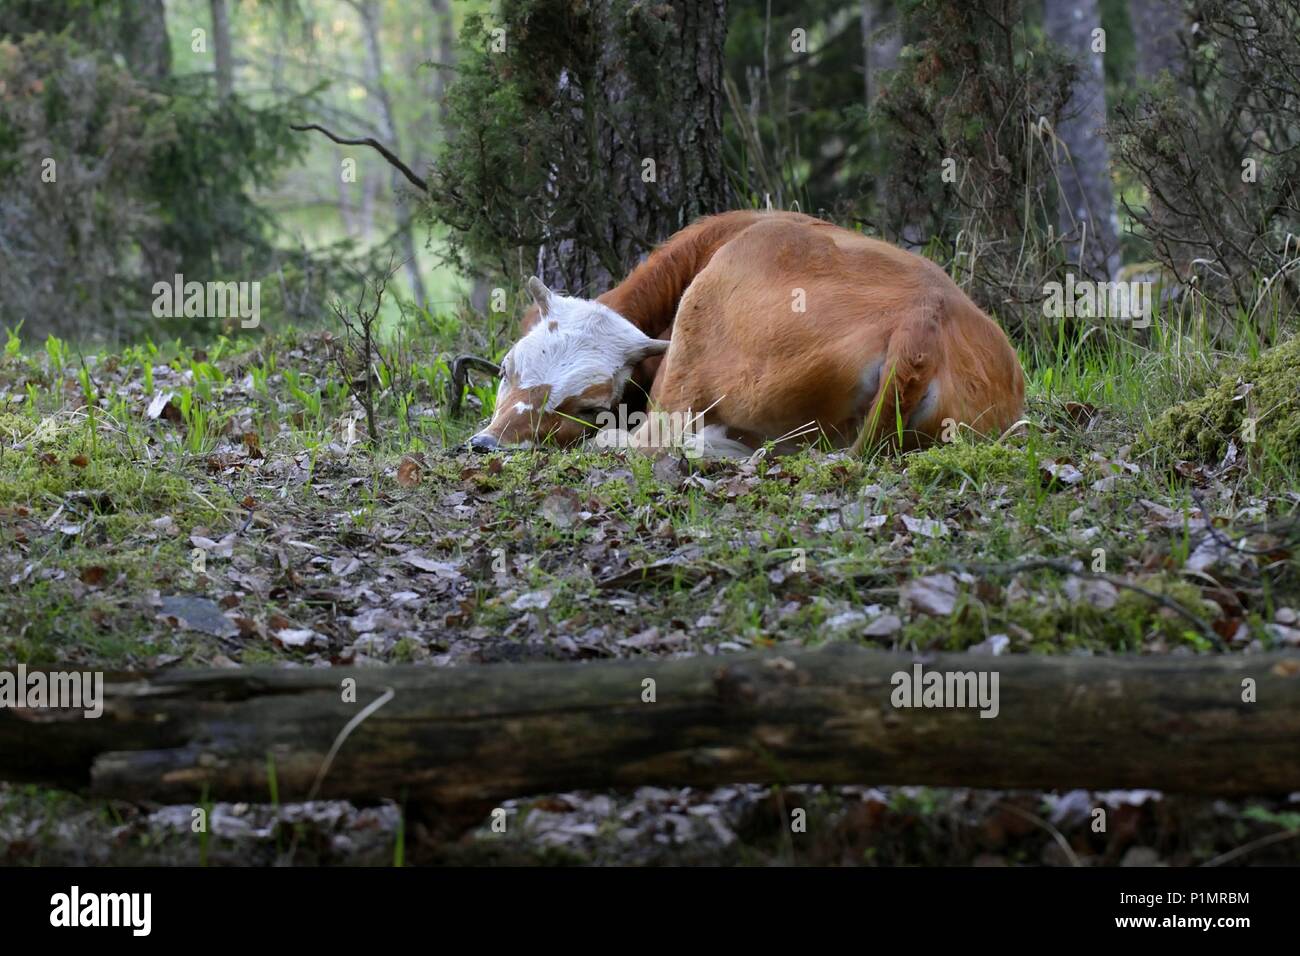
[1040,460,1085,486]
[901,574,960,616]
[145,391,173,420]
[78,566,107,586]
[900,514,947,538]
[511,589,554,611]
[402,553,462,579]
[274,627,325,648]
[540,488,582,528]
[397,455,423,488]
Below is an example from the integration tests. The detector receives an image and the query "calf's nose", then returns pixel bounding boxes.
[469,432,498,452]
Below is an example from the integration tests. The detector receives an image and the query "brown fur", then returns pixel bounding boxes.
[645,215,1024,451]
[488,381,614,448]
[506,211,1024,453]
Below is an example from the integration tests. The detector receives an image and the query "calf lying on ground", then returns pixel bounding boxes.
[470,211,1024,458]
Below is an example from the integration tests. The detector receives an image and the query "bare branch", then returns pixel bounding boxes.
[290,123,428,193]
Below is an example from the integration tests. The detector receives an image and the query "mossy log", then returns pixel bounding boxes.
[1141,332,1300,467]
[1,647,1298,809]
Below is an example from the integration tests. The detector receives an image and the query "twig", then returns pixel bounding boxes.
[1191,489,1300,558]
[931,558,1225,650]
[290,123,428,193]
[1201,827,1300,867]
[994,801,1082,867]
[281,686,396,866]
[447,354,501,416]
[306,687,396,803]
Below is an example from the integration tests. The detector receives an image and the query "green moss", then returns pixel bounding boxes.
[0,455,195,513]
[904,440,1033,489]
[0,410,199,514]
[1140,334,1300,470]
[899,574,1213,653]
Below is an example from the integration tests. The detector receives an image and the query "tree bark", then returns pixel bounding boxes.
[117,0,172,86]
[535,0,730,296]
[861,0,906,236]
[4,648,1297,811]
[430,0,455,127]
[1044,0,1121,279]
[1129,0,1186,83]
[353,0,428,307]
[861,0,900,113]
[209,0,234,99]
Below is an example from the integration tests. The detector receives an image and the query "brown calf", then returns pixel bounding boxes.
[471,211,1024,457]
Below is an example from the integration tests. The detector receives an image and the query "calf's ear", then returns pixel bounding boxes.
[624,336,669,365]
[527,277,554,317]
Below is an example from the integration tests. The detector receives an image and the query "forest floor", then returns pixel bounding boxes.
[1,324,1298,865]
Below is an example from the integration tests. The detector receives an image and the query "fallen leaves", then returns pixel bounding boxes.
[273,627,326,649]
[1039,459,1085,487]
[863,613,903,637]
[78,565,108,587]
[900,574,960,616]
[816,503,888,533]
[540,487,582,528]
[1063,575,1119,611]
[899,514,948,538]
[511,589,554,611]
[157,595,238,638]
[396,454,424,488]
[1064,401,1099,428]
[400,553,463,579]
[241,431,263,458]
[616,627,688,652]
[330,554,362,576]
[145,391,173,420]
[190,532,236,558]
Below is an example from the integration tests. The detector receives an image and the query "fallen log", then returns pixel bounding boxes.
[1,647,1298,809]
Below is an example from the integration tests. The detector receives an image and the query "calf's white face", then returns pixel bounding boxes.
[469,278,669,450]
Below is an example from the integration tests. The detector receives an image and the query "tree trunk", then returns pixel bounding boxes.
[1044,0,1121,280]
[354,0,428,307]
[535,0,730,297]
[430,0,455,127]
[4,648,1297,813]
[1129,0,1186,83]
[861,0,901,113]
[209,0,234,98]
[861,0,907,237]
[117,0,172,86]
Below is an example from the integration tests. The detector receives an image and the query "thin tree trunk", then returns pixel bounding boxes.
[359,167,378,238]
[1044,0,1121,280]
[861,0,900,113]
[117,0,171,86]
[431,0,455,127]
[1126,0,1189,280]
[1129,0,1186,83]
[209,0,234,98]
[354,0,428,307]
[338,172,357,236]
[861,0,906,236]
[536,0,729,296]
[116,0,172,299]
